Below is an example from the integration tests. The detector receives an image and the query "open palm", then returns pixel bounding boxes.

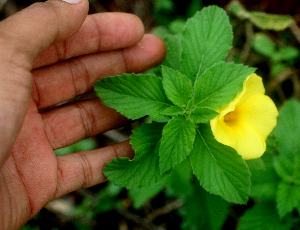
[0,1,166,229]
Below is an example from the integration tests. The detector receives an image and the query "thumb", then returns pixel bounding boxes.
[0,0,89,63]
[0,0,89,165]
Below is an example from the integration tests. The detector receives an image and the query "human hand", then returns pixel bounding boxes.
[0,0,166,229]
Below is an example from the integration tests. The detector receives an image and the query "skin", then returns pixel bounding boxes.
[0,0,166,229]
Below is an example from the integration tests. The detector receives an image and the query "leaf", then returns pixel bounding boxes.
[166,159,194,198]
[128,180,166,209]
[161,35,182,71]
[162,66,193,107]
[159,116,196,174]
[189,124,251,204]
[250,165,280,200]
[274,99,300,160]
[278,46,299,61]
[252,33,276,57]
[103,122,170,189]
[194,62,255,110]
[160,106,185,116]
[94,74,172,120]
[181,183,229,230]
[273,156,294,182]
[181,5,233,83]
[189,107,219,123]
[238,201,292,230]
[249,11,294,31]
[276,181,300,219]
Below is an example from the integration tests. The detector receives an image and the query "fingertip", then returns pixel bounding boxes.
[124,33,167,73]
[0,0,89,62]
[94,12,145,51]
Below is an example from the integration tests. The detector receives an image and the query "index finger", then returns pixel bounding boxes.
[33,12,145,68]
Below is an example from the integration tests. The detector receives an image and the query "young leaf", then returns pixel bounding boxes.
[194,62,255,110]
[238,201,292,230]
[159,116,196,174]
[160,106,185,116]
[252,33,276,57]
[103,122,170,189]
[276,181,300,219]
[162,66,193,107]
[189,107,219,123]
[189,124,251,204]
[162,35,182,71]
[181,5,233,83]
[94,74,173,120]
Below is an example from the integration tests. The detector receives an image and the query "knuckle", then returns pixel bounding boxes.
[78,152,93,189]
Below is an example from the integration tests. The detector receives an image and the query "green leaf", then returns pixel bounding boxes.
[181,183,229,230]
[273,156,294,182]
[194,62,255,110]
[128,180,166,209]
[252,33,276,57]
[189,107,219,123]
[161,35,182,71]
[166,159,193,198]
[250,165,280,200]
[162,66,193,107]
[249,11,294,31]
[246,158,266,171]
[274,99,300,160]
[229,1,250,20]
[181,5,233,83]
[189,124,251,204]
[276,181,300,218]
[278,46,299,61]
[160,106,185,116]
[271,62,288,76]
[159,116,196,174]
[169,19,185,34]
[103,122,170,189]
[238,201,292,230]
[94,74,172,120]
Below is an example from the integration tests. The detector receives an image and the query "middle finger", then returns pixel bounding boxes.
[32,34,166,109]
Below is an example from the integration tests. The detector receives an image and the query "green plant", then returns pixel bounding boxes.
[94,5,277,205]
[252,33,299,75]
[237,99,300,229]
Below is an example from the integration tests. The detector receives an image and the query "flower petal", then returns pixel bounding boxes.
[217,73,264,116]
[233,122,266,160]
[210,117,266,160]
[210,115,237,148]
[236,94,278,139]
[239,73,265,103]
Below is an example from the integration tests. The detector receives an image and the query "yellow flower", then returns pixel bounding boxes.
[210,73,278,160]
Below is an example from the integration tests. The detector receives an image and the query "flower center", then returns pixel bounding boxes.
[224,111,237,123]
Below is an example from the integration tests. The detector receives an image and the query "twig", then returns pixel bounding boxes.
[266,68,294,93]
[291,70,300,100]
[240,20,254,64]
[103,130,130,143]
[290,21,300,44]
[0,0,7,10]
[145,199,184,222]
[117,209,166,230]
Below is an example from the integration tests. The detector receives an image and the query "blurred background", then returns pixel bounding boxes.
[2,0,300,229]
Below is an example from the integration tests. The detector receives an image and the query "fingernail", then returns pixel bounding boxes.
[62,0,81,3]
